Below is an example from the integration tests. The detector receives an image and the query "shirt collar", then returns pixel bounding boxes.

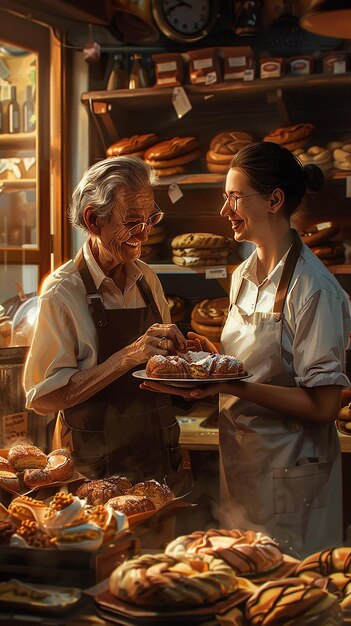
[241,245,292,289]
[82,240,143,290]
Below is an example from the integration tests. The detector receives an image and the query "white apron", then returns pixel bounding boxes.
[220,231,342,559]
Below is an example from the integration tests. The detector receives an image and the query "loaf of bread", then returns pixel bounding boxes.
[106,134,159,157]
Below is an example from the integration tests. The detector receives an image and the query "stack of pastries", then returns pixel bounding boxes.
[191,297,229,342]
[144,136,200,177]
[171,232,236,267]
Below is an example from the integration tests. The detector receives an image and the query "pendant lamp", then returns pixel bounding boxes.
[299,0,351,39]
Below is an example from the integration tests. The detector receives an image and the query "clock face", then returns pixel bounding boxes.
[152,0,218,42]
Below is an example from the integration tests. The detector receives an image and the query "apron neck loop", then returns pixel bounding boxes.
[75,248,107,329]
[273,229,303,317]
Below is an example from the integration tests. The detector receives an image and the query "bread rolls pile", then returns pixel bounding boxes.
[191,297,229,342]
[264,123,314,151]
[293,145,333,173]
[144,136,200,177]
[171,232,236,267]
[0,445,74,494]
[329,141,351,174]
[206,130,255,174]
[299,221,345,266]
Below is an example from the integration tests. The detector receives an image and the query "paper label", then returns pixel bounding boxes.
[205,71,217,85]
[333,60,346,74]
[172,86,192,119]
[158,61,177,72]
[243,69,255,81]
[229,56,246,67]
[2,411,28,446]
[205,267,228,279]
[193,58,213,70]
[168,183,183,203]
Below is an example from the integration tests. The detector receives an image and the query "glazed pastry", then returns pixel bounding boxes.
[109,552,254,607]
[146,354,192,379]
[7,444,47,471]
[46,448,75,482]
[23,467,53,489]
[8,495,46,523]
[146,351,245,380]
[130,479,174,509]
[166,529,283,575]
[0,470,20,492]
[42,492,85,531]
[77,476,132,505]
[295,547,351,576]
[245,576,342,626]
[11,520,53,549]
[106,494,155,516]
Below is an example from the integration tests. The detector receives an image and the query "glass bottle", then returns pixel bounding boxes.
[129,53,149,90]
[23,84,36,132]
[8,85,20,133]
[107,54,127,90]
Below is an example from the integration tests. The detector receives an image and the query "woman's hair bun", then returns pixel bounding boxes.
[303,163,324,192]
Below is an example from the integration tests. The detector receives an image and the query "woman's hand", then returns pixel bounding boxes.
[186,332,219,354]
[140,379,223,399]
[130,323,187,362]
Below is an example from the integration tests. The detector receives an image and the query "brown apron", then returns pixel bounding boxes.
[220,230,343,557]
[60,249,182,484]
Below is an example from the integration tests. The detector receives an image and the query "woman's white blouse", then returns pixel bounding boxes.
[231,242,350,388]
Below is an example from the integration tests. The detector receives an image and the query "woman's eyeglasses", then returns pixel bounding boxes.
[222,191,266,213]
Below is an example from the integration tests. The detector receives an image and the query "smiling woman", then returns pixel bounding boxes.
[23,155,187,489]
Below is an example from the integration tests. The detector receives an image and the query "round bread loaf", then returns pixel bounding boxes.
[166,529,283,575]
[106,134,159,157]
[8,444,47,471]
[109,552,248,607]
[245,577,343,626]
[0,470,20,492]
[77,476,132,505]
[192,298,229,327]
[171,233,235,250]
[130,479,174,509]
[210,130,254,155]
[107,495,155,516]
[166,295,186,323]
[144,137,199,161]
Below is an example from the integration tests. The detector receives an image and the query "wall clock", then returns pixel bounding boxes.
[152,0,219,43]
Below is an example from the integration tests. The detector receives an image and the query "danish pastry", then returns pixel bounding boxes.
[7,444,47,471]
[130,479,174,508]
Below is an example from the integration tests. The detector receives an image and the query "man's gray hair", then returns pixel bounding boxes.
[68,155,158,232]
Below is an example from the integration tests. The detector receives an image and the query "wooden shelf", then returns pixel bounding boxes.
[0,132,36,150]
[82,73,351,106]
[0,179,36,192]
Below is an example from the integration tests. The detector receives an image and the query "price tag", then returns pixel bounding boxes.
[205,72,217,85]
[243,69,255,81]
[168,183,183,203]
[172,86,192,119]
[2,411,28,446]
[333,61,346,74]
[205,267,228,279]
[347,176,351,198]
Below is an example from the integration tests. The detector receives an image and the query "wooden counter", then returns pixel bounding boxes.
[177,406,351,453]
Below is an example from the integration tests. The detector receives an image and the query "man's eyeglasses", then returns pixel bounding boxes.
[112,204,164,237]
[222,191,267,214]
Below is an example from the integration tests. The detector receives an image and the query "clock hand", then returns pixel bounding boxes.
[165,1,192,15]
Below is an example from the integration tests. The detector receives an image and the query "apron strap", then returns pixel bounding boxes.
[273,229,303,316]
[136,275,162,320]
[75,248,107,329]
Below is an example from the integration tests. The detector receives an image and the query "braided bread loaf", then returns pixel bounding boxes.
[165,529,283,575]
[295,547,351,577]
[109,552,252,607]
